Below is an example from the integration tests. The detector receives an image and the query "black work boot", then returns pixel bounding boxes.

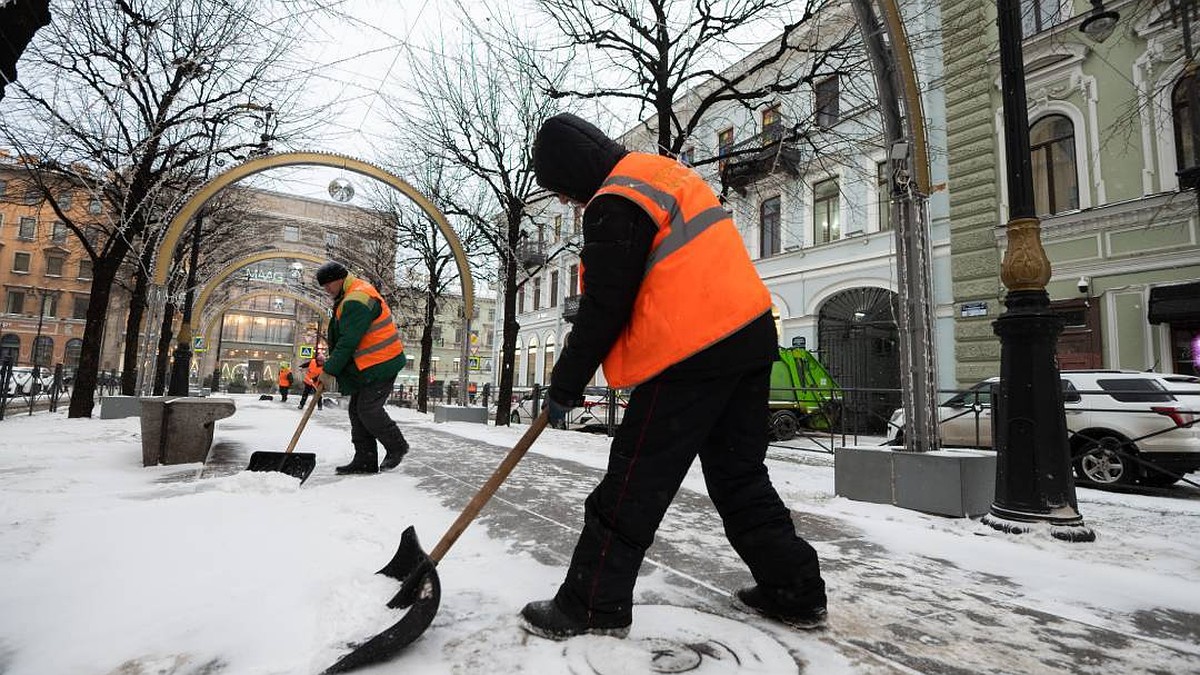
[519,599,630,641]
[335,451,378,475]
[379,441,409,471]
[733,585,827,629]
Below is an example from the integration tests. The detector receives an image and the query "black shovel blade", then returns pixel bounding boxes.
[323,557,441,673]
[378,526,437,609]
[246,451,317,484]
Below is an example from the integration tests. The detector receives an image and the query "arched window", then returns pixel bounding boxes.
[543,335,556,384]
[528,338,542,386]
[33,336,53,366]
[65,339,83,369]
[1173,72,1200,179]
[1029,114,1078,216]
[0,334,19,365]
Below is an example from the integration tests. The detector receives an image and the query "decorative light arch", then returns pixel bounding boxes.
[192,251,324,324]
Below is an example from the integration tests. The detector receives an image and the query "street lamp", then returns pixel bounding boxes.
[979,0,1110,541]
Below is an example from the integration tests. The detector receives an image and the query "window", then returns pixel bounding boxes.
[568,264,579,297]
[573,206,582,234]
[13,252,31,273]
[45,255,64,277]
[532,276,542,311]
[0,179,6,197]
[680,147,695,166]
[543,337,556,384]
[1030,114,1078,216]
[72,295,89,319]
[57,191,73,211]
[5,291,25,314]
[283,224,300,242]
[526,339,538,386]
[877,161,892,231]
[33,336,52,366]
[813,178,840,244]
[51,221,68,244]
[1173,72,1200,176]
[518,287,525,314]
[65,338,83,368]
[18,217,35,240]
[718,128,734,171]
[87,198,103,215]
[550,270,559,307]
[815,77,840,128]
[23,188,40,205]
[1021,0,1068,37]
[759,196,781,258]
[77,259,92,280]
[553,215,562,242]
[325,231,339,248]
[1096,378,1172,403]
[0,334,18,365]
[762,105,783,141]
[40,293,58,318]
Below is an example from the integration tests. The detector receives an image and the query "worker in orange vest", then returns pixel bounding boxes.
[277,364,293,403]
[296,354,324,411]
[518,113,826,640]
[316,261,409,475]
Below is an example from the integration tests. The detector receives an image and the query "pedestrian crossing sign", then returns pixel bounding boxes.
[299,345,314,359]
[192,336,206,352]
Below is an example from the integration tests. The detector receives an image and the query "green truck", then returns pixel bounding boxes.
[768,346,842,440]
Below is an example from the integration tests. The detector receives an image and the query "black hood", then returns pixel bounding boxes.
[532,113,629,204]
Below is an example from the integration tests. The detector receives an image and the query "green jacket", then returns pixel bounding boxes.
[323,274,406,395]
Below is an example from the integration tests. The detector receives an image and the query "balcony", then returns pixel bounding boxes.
[563,295,581,323]
[516,240,547,268]
[719,127,805,196]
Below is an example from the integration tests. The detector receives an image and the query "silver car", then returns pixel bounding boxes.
[890,371,1200,487]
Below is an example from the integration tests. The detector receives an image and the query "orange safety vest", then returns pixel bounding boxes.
[278,369,291,387]
[304,360,323,387]
[335,276,405,371]
[586,153,771,388]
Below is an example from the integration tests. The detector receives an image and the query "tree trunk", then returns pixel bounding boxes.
[67,261,120,417]
[495,206,522,426]
[120,263,150,395]
[417,291,437,414]
[152,300,177,395]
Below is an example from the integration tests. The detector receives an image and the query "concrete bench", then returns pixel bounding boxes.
[140,397,237,466]
[433,404,489,425]
[100,395,143,419]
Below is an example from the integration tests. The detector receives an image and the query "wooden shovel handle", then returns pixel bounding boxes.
[428,409,549,563]
[284,381,325,454]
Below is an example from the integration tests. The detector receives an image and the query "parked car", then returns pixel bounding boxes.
[889,370,1200,487]
[4,367,54,397]
[507,386,627,431]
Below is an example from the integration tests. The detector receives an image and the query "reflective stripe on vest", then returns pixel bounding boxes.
[587,153,771,388]
[335,277,405,371]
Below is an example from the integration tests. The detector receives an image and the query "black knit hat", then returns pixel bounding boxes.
[315,261,348,285]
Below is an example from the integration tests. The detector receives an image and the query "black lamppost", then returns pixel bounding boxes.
[981,1,1117,541]
[168,103,274,396]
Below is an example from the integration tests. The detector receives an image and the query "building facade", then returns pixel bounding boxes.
[944,0,1200,384]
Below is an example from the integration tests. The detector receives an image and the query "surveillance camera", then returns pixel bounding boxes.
[1077,276,1090,295]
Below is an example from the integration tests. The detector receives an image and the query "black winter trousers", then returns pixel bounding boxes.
[554,364,825,625]
[348,376,408,460]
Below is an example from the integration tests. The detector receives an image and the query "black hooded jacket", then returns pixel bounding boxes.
[532,113,777,405]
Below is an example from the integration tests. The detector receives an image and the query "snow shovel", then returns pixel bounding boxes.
[324,409,550,673]
[245,382,322,484]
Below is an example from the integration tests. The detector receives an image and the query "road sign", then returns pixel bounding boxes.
[468,356,482,371]
[192,336,206,352]
[299,345,314,358]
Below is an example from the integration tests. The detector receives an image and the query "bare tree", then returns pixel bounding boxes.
[388,31,563,425]
[504,0,856,158]
[0,0,325,416]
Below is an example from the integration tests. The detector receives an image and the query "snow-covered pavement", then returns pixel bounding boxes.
[1,395,1198,674]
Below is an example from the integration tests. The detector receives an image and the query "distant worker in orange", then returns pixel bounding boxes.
[297,353,325,411]
[277,364,294,403]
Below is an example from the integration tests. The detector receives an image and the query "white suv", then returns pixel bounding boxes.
[507,386,627,431]
[889,370,1200,487]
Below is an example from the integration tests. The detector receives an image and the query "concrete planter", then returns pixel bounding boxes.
[433,405,489,424]
[834,446,996,518]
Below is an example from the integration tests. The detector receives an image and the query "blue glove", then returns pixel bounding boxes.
[545,397,574,429]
